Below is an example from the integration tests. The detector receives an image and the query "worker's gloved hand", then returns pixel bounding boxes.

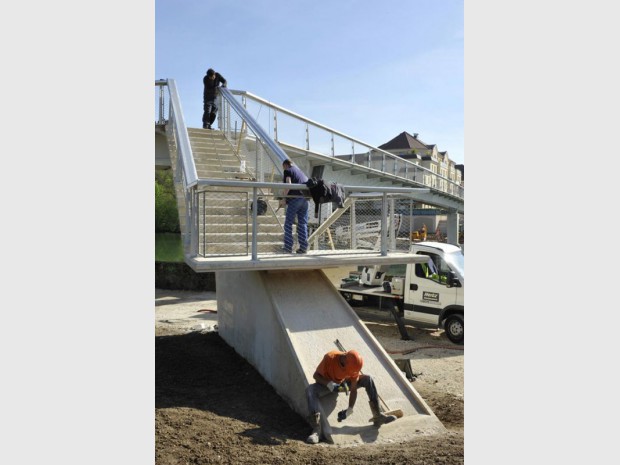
[326,381,339,392]
[337,383,349,395]
[337,408,354,422]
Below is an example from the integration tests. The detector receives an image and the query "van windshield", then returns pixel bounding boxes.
[444,250,464,280]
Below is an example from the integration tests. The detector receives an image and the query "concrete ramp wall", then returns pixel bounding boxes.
[216,269,446,445]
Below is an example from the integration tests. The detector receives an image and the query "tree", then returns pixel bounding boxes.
[155,169,180,233]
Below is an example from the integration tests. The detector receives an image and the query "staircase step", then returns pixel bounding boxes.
[195,162,248,170]
[198,215,284,223]
[199,241,288,255]
[195,170,253,180]
[193,152,240,160]
[198,215,284,224]
[199,226,284,235]
[198,218,284,227]
[198,228,286,237]
[192,150,233,157]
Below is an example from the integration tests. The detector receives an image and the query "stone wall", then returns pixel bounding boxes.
[155,262,216,291]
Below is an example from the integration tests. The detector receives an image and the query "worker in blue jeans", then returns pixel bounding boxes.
[280,159,309,253]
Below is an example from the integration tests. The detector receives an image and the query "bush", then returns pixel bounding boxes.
[155,169,180,233]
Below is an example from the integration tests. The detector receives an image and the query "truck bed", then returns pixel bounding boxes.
[338,283,399,299]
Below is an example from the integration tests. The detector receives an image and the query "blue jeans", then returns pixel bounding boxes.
[305,375,378,415]
[284,197,309,252]
[203,99,218,126]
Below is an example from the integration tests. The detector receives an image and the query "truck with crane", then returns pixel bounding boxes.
[338,242,464,344]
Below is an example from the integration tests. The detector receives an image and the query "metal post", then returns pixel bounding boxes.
[216,94,221,130]
[225,98,229,134]
[251,187,258,260]
[409,199,413,248]
[389,198,396,251]
[202,191,206,257]
[351,199,356,249]
[255,140,260,182]
[190,187,198,257]
[381,193,388,256]
[447,210,459,247]
[158,84,166,124]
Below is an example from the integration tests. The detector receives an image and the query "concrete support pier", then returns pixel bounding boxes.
[216,268,446,445]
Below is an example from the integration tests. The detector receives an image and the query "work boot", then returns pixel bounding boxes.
[305,412,321,444]
[369,400,396,427]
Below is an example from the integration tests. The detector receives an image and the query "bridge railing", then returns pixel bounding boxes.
[155,79,199,252]
[192,178,431,259]
[227,90,463,200]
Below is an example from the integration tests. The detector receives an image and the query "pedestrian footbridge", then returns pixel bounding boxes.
[155,79,463,444]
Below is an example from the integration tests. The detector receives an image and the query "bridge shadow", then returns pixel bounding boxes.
[156,332,308,444]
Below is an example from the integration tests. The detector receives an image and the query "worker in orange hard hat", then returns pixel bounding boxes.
[304,349,396,444]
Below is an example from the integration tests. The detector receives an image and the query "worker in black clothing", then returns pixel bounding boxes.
[202,68,227,129]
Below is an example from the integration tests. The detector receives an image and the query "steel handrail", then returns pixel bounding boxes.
[219,87,289,166]
[230,89,462,197]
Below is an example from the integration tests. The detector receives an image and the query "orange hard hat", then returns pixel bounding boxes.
[345,350,363,373]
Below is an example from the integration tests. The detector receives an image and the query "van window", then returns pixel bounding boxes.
[415,253,438,279]
[431,254,452,284]
[415,252,451,284]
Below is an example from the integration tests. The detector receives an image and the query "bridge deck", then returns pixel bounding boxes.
[187,249,429,272]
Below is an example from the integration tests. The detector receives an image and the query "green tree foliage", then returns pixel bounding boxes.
[155,169,180,233]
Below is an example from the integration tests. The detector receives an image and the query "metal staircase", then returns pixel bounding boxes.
[186,128,290,255]
[189,128,252,180]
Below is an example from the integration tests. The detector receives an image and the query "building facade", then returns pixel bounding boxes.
[378,131,463,193]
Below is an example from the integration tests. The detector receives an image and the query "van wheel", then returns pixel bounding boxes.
[444,314,464,344]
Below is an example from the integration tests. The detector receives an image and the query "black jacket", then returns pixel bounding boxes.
[203,72,227,100]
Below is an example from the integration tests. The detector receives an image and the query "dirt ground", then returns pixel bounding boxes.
[155,289,464,465]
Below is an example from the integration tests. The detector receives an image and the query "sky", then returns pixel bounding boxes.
[155,0,464,164]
